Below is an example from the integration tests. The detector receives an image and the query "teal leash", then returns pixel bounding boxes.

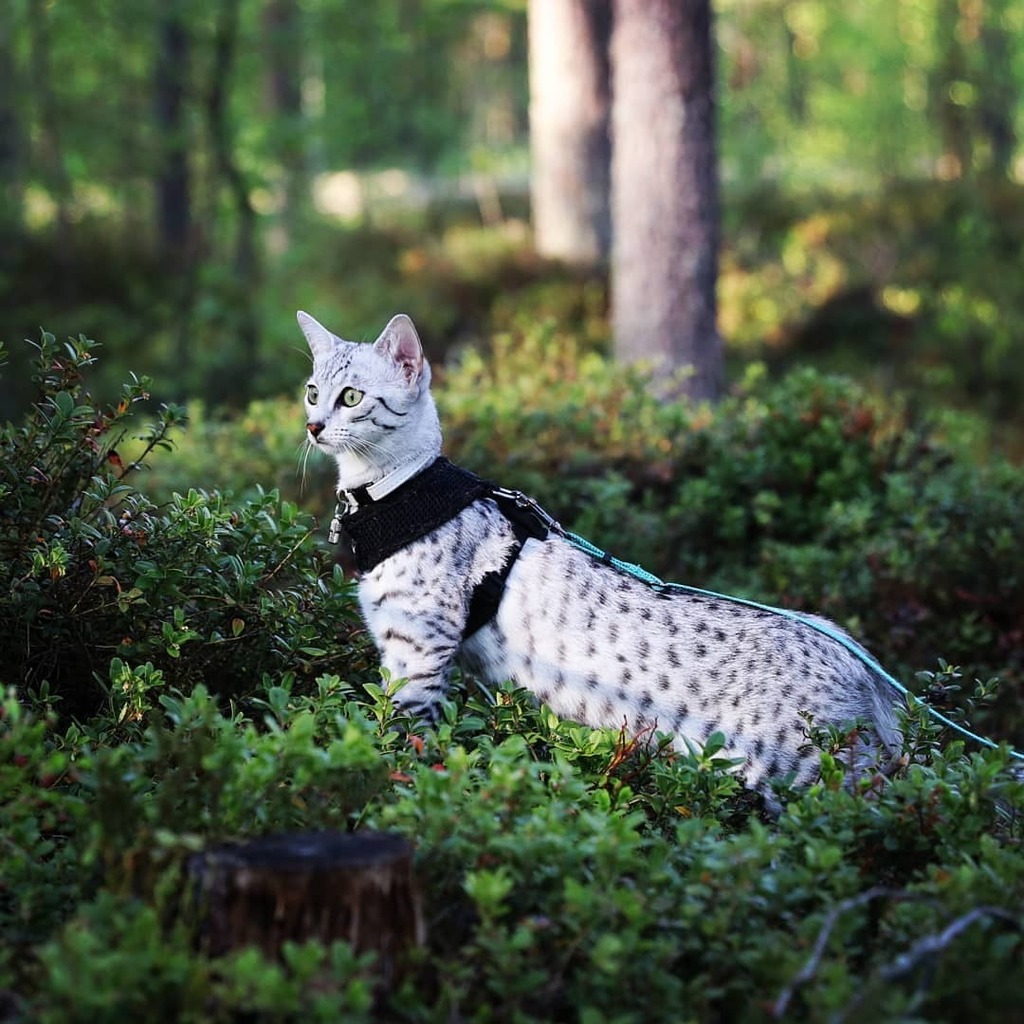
[499,493,1023,763]
[565,527,1024,763]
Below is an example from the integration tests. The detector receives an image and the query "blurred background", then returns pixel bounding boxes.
[0,0,1022,448]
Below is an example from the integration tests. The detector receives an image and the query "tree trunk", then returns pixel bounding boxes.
[932,0,973,178]
[154,0,197,383]
[782,4,807,122]
[528,0,612,267]
[154,0,192,256]
[0,1,21,233]
[187,831,423,989]
[262,0,306,246]
[26,0,72,243]
[206,0,261,405]
[977,0,1015,178]
[610,0,723,401]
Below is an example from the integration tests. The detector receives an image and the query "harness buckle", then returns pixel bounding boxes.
[336,489,361,515]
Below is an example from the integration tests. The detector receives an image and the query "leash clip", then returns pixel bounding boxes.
[489,486,565,537]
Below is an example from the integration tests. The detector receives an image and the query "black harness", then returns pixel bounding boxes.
[330,457,553,640]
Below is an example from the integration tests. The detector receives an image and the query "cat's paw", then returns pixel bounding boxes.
[392,697,442,728]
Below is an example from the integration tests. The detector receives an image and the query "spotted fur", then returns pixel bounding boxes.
[300,311,900,801]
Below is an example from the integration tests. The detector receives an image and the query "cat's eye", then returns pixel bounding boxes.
[339,387,364,408]
[306,383,319,405]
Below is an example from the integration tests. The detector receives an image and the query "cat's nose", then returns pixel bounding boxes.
[307,421,325,439]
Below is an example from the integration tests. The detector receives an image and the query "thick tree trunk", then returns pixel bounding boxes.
[187,831,423,988]
[528,0,612,266]
[610,0,723,401]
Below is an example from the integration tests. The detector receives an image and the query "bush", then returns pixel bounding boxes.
[4,678,1023,1022]
[2,329,1024,1020]
[0,332,370,720]
[723,181,1024,436]
[439,331,1024,726]
[129,322,1024,733]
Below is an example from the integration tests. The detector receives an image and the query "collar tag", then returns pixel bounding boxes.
[328,508,344,545]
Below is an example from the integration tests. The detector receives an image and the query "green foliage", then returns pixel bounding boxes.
[77,680,386,882]
[4,0,1024,451]
[437,331,1024,732]
[0,690,86,952]
[31,893,376,1024]
[6,676,1023,1022]
[134,315,1024,731]
[3,332,1024,1019]
[0,331,369,719]
[718,0,1024,187]
[723,182,1024,442]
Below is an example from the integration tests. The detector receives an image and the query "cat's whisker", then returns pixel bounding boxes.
[345,435,401,471]
[345,434,391,459]
[295,441,313,494]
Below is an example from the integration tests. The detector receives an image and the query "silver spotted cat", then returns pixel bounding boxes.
[300,311,900,801]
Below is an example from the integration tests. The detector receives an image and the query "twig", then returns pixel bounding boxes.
[777,891,1023,1021]
[832,905,1024,1023]
[773,887,907,1018]
[261,528,314,584]
[878,905,1021,981]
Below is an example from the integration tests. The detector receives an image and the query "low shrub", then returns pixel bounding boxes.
[5,327,1022,1020]
[0,332,370,721]
[4,677,1023,1022]
[723,181,1024,446]
[439,331,1024,729]
[126,320,1024,733]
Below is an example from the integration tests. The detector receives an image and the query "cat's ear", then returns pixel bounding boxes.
[373,314,424,386]
[296,311,336,362]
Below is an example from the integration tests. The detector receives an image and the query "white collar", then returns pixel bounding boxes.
[336,450,438,513]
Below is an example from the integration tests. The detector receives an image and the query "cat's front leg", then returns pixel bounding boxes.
[358,507,507,726]
[379,634,457,725]
[363,593,464,725]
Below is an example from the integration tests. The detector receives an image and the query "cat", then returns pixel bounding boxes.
[299,310,901,803]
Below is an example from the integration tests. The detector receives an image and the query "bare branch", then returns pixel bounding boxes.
[773,887,909,1018]
[878,905,1021,983]
[828,904,1023,1024]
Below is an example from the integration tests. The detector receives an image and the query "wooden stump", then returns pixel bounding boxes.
[186,831,423,986]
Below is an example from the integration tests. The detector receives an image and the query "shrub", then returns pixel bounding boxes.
[0,691,87,953]
[6,673,1023,1023]
[1,323,1023,1017]
[439,330,1024,722]
[0,332,370,720]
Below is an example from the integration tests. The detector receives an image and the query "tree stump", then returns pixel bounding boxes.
[186,831,423,986]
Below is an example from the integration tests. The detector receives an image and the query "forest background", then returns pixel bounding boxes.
[4,1,1024,1020]
[2,0,1024,438]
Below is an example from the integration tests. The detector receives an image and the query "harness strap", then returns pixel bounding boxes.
[331,458,553,640]
[462,490,552,641]
[338,457,489,573]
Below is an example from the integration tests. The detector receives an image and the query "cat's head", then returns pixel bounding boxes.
[298,311,441,484]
